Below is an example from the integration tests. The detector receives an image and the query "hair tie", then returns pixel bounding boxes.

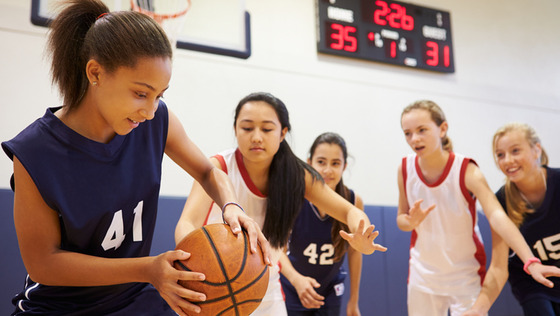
[96,12,109,20]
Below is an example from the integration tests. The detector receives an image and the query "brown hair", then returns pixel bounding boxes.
[492,122,548,227]
[308,132,352,262]
[401,100,453,152]
[48,0,172,112]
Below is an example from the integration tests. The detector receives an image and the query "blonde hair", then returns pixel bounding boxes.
[492,122,548,227]
[401,100,453,152]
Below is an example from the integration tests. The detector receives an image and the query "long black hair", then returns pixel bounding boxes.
[308,132,352,261]
[234,92,322,248]
[48,0,172,111]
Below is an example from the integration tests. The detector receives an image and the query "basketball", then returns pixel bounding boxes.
[174,223,269,315]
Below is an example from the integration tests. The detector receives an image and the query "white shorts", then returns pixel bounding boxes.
[407,285,486,316]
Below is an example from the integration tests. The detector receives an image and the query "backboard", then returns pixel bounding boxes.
[30,0,251,59]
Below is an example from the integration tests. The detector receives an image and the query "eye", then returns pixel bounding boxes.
[262,128,273,133]
[495,152,504,159]
[135,92,147,98]
[241,127,253,132]
[512,148,520,154]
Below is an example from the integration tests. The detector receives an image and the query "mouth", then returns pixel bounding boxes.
[250,147,265,151]
[128,118,142,128]
[506,166,520,175]
[414,145,425,151]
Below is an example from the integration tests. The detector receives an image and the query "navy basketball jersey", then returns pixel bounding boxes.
[280,191,355,311]
[496,166,560,304]
[2,102,174,315]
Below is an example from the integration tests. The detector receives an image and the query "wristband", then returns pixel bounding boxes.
[221,202,245,224]
[523,257,541,275]
[222,202,244,213]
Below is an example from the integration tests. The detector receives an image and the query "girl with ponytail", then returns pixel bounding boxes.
[466,123,560,316]
[176,93,386,316]
[397,101,559,316]
[279,132,365,316]
[2,0,267,314]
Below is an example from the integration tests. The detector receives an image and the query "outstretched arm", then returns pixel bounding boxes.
[304,171,387,255]
[465,162,560,288]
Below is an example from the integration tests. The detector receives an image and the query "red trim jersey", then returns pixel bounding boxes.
[402,152,486,296]
[204,148,286,316]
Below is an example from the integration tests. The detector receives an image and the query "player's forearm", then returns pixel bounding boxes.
[29,250,154,286]
[487,211,534,262]
[347,248,362,303]
[199,167,238,209]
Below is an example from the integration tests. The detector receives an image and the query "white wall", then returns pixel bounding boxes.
[1,0,559,206]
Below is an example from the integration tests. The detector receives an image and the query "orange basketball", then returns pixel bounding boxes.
[174,223,269,315]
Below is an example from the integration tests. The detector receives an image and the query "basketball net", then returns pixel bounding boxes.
[130,0,191,49]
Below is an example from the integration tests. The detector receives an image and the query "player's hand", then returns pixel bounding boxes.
[339,219,388,255]
[293,275,324,309]
[405,199,435,229]
[346,297,361,316]
[527,262,560,288]
[222,204,273,266]
[149,250,206,315]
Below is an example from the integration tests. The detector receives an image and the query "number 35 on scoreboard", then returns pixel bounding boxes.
[317,0,455,73]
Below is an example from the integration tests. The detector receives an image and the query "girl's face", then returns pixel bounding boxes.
[401,109,447,157]
[494,130,542,184]
[91,56,171,140]
[308,143,346,190]
[235,101,288,166]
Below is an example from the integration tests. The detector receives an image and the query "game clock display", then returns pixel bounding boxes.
[317,0,455,73]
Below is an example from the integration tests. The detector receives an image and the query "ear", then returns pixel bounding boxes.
[307,158,312,164]
[343,161,348,172]
[439,121,449,138]
[280,126,288,142]
[534,142,543,162]
[85,59,103,85]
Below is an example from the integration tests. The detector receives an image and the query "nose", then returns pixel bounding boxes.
[139,100,159,120]
[251,129,263,143]
[503,152,514,164]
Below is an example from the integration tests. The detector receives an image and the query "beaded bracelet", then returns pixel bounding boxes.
[221,202,245,224]
[523,257,541,275]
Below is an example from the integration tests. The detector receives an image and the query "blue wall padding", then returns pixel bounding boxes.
[0,190,523,315]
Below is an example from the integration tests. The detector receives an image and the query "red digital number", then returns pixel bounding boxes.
[390,41,397,58]
[373,0,414,31]
[425,41,451,67]
[425,41,438,66]
[329,23,357,52]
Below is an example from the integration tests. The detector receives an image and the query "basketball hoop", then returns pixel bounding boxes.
[130,0,191,48]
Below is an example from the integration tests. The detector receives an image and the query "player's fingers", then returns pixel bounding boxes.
[374,243,388,252]
[177,269,206,282]
[413,199,424,209]
[339,230,352,241]
[363,224,375,235]
[532,273,554,288]
[175,282,207,302]
[425,204,436,213]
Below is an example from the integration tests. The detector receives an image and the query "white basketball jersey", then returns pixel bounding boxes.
[204,148,287,316]
[402,152,486,296]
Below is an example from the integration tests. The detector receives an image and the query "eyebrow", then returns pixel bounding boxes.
[239,119,278,125]
[133,82,169,93]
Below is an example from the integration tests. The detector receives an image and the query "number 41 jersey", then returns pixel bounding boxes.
[2,103,169,314]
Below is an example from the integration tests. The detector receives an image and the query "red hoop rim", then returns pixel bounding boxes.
[130,0,191,22]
